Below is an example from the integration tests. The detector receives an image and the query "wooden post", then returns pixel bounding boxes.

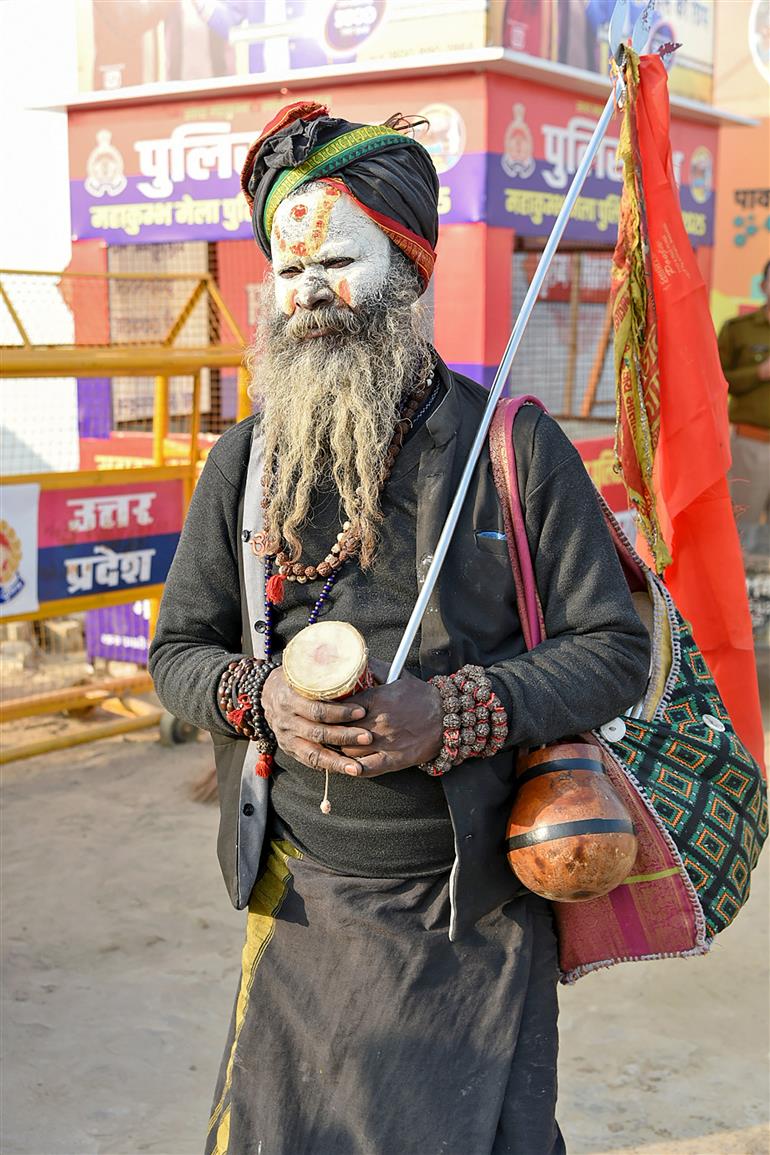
[581,295,614,418]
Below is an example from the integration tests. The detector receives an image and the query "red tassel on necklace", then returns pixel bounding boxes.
[255,753,274,778]
[266,574,286,605]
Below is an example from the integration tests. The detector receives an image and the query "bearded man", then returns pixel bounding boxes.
[149,102,650,1155]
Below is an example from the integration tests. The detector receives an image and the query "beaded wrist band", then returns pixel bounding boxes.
[217,657,281,777]
[420,664,509,777]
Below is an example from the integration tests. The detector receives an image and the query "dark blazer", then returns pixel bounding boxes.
[149,362,650,938]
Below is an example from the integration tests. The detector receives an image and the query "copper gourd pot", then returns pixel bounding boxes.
[506,742,638,902]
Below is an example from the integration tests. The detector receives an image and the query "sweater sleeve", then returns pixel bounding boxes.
[148,419,255,737]
[486,411,651,749]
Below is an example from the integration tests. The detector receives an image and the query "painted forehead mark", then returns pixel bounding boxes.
[273,220,287,253]
[308,185,342,251]
[275,185,356,267]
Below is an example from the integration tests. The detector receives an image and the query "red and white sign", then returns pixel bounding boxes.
[39,480,184,548]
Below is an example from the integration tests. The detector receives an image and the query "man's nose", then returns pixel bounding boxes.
[295,272,335,310]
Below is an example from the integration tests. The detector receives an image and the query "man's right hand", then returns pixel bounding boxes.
[757,356,770,382]
[261,667,372,776]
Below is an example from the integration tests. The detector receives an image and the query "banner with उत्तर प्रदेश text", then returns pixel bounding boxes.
[35,480,184,606]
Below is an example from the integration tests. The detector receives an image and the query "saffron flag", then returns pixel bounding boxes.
[612,51,765,769]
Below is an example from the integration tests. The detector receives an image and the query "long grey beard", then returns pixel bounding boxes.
[246,260,432,568]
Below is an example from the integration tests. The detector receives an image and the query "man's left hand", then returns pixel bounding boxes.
[339,659,443,776]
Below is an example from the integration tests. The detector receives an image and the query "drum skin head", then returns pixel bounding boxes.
[283,620,369,700]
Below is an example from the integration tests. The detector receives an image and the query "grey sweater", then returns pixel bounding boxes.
[267,406,455,876]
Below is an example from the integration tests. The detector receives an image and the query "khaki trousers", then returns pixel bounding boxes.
[730,426,770,558]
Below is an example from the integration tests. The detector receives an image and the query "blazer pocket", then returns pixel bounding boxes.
[474,530,510,556]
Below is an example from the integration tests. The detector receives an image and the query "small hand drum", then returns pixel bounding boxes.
[506,742,637,902]
[282,620,373,701]
[282,621,375,816]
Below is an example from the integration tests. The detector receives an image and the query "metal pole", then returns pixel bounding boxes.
[387,88,620,683]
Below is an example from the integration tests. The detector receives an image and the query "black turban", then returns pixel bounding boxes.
[240,101,439,289]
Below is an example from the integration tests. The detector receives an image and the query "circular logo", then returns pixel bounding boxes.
[648,19,677,71]
[414,104,466,175]
[501,104,535,179]
[84,130,127,199]
[323,1,384,55]
[689,146,713,204]
[0,519,24,605]
[0,521,22,587]
[749,0,770,85]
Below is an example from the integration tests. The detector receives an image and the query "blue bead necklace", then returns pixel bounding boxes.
[263,560,342,661]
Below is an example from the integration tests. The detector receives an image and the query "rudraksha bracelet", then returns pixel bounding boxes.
[419,664,508,777]
[217,657,281,776]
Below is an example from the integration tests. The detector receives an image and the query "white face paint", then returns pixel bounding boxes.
[270,183,392,318]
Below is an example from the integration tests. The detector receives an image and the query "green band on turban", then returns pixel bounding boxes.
[263,125,404,240]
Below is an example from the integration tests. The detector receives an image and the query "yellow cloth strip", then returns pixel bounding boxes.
[624,867,681,885]
[639,580,674,721]
[208,839,302,1154]
[612,48,670,572]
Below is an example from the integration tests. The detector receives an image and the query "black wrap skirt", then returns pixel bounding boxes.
[206,840,566,1155]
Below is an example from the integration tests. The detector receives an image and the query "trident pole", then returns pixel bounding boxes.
[387,83,624,684]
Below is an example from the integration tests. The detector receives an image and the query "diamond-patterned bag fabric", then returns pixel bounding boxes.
[490,397,768,983]
[609,613,767,939]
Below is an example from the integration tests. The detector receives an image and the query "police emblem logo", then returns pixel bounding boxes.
[0,520,25,604]
[501,104,535,180]
[414,104,466,175]
[84,130,128,198]
[689,146,713,205]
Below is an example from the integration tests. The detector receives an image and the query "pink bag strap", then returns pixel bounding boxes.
[488,396,547,651]
[489,397,648,652]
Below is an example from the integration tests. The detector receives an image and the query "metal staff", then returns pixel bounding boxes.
[387,0,652,684]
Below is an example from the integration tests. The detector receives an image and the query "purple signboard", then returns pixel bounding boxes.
[85,601,150,664]
[486,161,714,246]
[69,74,716,251]
[69,153,487,245]
[77,378,113,440]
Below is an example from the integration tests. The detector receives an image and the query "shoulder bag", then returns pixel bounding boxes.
[488,396,768,983]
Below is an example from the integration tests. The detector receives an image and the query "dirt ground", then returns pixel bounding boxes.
[1,715,768,1155]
